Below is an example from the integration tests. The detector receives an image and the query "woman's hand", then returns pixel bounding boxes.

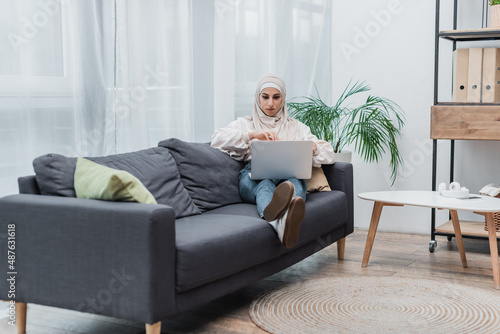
[249,131,279,141]
[313,142,317,155]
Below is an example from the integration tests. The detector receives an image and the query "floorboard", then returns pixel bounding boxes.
[1,228,499,333]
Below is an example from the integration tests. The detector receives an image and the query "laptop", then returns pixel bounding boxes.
[250,141,313,180]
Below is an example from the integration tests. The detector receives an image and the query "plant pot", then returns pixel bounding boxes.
[334,151,352,163]
[491,5,500,27]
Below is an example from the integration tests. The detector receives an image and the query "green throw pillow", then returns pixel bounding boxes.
[74,157,157,204]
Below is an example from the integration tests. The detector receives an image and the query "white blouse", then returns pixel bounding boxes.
[211,116,335,167]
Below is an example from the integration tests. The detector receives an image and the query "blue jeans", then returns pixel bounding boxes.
[239,162,307,218]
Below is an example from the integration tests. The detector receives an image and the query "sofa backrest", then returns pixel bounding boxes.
[29,139,246,216]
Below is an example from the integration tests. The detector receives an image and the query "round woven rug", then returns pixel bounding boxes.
[249,276,500,334]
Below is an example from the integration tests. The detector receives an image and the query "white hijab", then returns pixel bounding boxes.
[251,73,298,141]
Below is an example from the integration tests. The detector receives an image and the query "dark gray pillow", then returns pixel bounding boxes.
[32,147,200,218]
[33,154,77,197]
[158,138,244,212]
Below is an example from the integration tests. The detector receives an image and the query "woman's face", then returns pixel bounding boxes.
[259,87,282,117]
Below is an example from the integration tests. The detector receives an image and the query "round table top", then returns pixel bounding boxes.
[358,190,500,212]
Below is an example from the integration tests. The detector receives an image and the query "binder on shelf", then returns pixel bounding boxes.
[452,48,469,102]
[481,48,500,103]
[467,48,483,103]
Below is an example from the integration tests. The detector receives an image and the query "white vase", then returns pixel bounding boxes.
[491,5,500,27]
[334,151,352,163]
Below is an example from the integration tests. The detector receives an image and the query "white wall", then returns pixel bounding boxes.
[332,0,500,235]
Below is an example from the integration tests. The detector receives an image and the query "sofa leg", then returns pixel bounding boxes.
[145,321,161,334]
[337,237,346,260]
[16,302,27,334]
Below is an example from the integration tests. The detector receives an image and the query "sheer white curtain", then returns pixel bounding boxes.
[0,1,114,195]
[114,0,195,151]
[0,0,332,197]
[214,0,332,128]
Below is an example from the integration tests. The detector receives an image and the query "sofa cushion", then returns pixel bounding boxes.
[175,191,347,292]
[158,138,244,212]
[33,147,200,218]
[175,212,284,292]
[297,190,347,245]
[207,191,348,245]
[74,158,157,204]
[203,203,260,218]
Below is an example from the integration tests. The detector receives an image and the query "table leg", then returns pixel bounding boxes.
[485,212,500,289]
[362,201,384,268]
[449,210,467,268]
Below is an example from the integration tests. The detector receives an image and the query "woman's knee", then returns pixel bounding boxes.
[256,179,275,192]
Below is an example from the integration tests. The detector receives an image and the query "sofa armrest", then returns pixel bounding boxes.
[18,175,40,195]
[322,162,354,234]
[0,194,176,324]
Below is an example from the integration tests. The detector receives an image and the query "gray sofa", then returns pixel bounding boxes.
[0,138,353,333]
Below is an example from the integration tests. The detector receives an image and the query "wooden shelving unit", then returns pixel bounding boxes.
[436,220,500,238]
[430,0,500,251]
[440,27,500,41]
[431,104,500,140]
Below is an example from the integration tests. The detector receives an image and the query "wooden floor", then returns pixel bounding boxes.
[1,228,499,334]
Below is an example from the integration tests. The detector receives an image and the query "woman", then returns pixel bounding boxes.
[211,74,334,248]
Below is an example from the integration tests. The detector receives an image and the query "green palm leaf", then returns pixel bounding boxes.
[288,80,406,185]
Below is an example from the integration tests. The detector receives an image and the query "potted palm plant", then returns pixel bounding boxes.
[490,0,500,27]
[288,80,405,185]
